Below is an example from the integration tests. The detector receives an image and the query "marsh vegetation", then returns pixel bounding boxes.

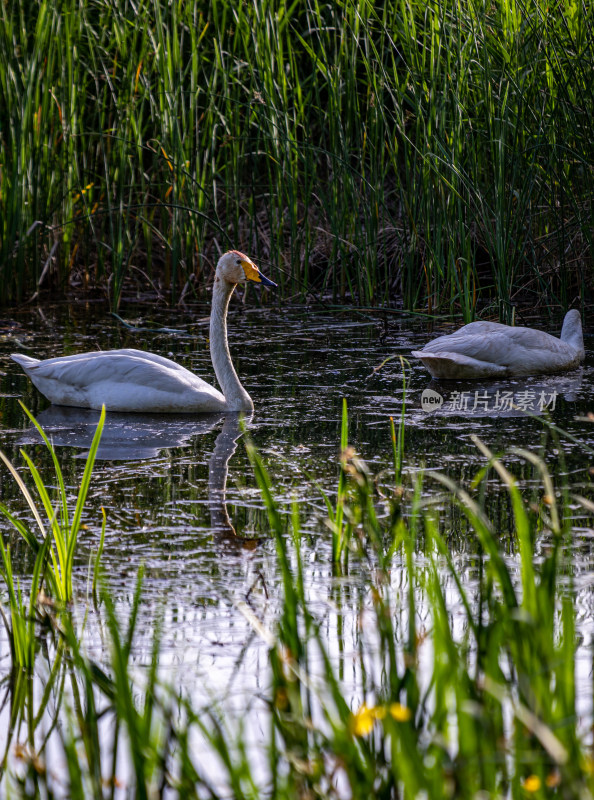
[0,396,592,797]
[1,0,593,796]
[0,306,589,797]
[1,0,593,314]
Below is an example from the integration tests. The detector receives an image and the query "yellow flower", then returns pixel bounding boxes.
[389,702,412,722]
[523,775,541,793]
[350,703,376,737]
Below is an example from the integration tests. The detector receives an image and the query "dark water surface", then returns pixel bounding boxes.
[0,300,592,782]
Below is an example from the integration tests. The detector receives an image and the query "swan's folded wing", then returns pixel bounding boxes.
[497,326,572,352]
[103,348,201,373]
[24,351,211,394]
[416,331,515,363]
[449,321,510,336]
[417,328,568,363]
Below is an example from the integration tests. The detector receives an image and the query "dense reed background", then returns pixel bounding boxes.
[1,0,593,314]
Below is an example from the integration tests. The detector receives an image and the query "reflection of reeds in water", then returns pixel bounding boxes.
[0,408,593,796]
[236,424,594,799]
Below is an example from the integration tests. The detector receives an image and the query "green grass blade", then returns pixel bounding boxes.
[19,401,69,531]
[0,450,47,540]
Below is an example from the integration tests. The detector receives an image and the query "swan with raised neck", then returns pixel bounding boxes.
[11,250,277,413]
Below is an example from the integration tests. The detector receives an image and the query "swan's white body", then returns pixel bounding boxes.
[12,251,276,413]
[412,309,585,379]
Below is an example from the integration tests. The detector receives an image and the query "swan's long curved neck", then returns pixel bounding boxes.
[560,311,585,358]
[210,277,253,411]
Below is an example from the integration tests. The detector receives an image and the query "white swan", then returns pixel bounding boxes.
[412,309,585,379]
[11,250,276,413]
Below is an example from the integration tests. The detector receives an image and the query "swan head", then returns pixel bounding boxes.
[216,250,277,288]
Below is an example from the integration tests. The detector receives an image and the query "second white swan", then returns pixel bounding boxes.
[11,250,276,413]
[412,309,584,379]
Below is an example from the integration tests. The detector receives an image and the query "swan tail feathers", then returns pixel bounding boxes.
[11,354,40,372]
[411,350,507,379]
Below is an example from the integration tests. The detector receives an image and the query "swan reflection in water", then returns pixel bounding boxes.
[419,369,583,417]
[19,406,253,544]
[20,405,225,460]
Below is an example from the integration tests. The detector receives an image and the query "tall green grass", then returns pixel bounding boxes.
[0,403,105,605]
[0,403,105,680]
[0,0,592,312]
[223,417,593,798]
[0,409,592,797]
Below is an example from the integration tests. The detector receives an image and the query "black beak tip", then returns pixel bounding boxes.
[259,273,277,289]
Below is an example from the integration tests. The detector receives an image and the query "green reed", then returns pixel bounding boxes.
[1,0,592,313]
[0,403,105,606]
[0,525,50,671]
[229,419,592,798]
[0,410,592,797]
